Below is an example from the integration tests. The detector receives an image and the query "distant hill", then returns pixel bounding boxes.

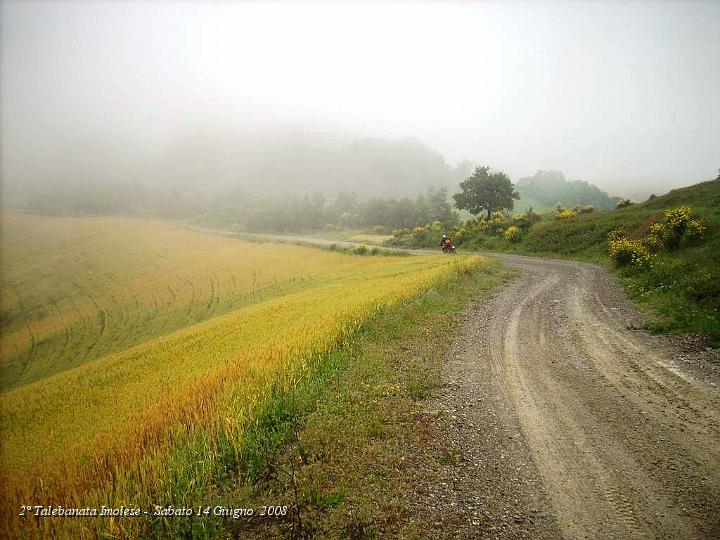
[3,134,472,214]
[514,170,615,212]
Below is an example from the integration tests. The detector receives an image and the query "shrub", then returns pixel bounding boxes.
[648,205,706,251]
[452,226,469,243]
[510,207,542,230]
[608,227,627,242]
[580,205,594,214]
[608,237,652,267]
[469,217,489,233]
[525,206,541,224]
[489,211,508,234]
[504,225,521,242]
[430,221,443,233]
[556,208,577,220]
[616,199,633,209]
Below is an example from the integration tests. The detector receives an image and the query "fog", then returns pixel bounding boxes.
[2,0,719,202]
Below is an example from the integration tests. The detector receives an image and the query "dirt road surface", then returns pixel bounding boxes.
[415,253,720,539]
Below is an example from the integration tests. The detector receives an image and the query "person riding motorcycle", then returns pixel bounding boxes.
[440,234,455,252]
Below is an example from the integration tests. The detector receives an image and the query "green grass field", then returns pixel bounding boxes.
[0,211,490,538]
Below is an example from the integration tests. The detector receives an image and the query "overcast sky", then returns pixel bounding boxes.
[2,0,719,196]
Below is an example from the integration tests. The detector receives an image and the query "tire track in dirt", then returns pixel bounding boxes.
[486,254,720,539]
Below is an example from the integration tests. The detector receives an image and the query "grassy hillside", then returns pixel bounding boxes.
[0,213,490,537]
[471,179,720,342]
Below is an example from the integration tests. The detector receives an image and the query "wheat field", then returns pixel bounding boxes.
[0,211,485,537]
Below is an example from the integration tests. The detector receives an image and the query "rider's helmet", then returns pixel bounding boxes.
[442,234,447,239]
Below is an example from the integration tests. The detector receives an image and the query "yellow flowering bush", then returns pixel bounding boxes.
[648,206,706,251]
[608,227,627,242]
[609,237,653,267]
[504,225,521,242]
[556,208,577,220]
[412,226,426,238]
[488,211,508,234]
[472,217,489,232]
[452,226,469,243]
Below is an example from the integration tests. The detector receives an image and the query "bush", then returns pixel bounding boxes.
[452,226,469,243]
[608,237,652,267]
[504,225,521,242]
[488,211,508,235]
[430,221,443,233]
[525,206,541,225]
[608,227,627,242]
[511,211,538,230]
[468,217,489,233]
[555,208,577,220]
[616,199,633,209]
[647,206,706,251]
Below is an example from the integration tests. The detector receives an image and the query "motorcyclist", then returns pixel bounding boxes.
[440,234,454,251]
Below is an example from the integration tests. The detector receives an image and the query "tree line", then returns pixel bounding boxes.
[7,164,620,233]
[202,187,458,232]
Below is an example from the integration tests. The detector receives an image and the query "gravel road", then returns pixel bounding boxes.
[414,253,720,539]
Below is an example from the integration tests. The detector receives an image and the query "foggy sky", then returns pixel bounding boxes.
[2,0,719,198]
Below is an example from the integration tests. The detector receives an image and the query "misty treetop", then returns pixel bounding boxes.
[205,187,458,232]
[514,170,616,212]
[453,166,520,219]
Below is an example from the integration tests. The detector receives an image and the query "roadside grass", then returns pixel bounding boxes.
[185,257,516,539]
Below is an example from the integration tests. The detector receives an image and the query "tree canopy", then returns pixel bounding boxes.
[453,166,519,219]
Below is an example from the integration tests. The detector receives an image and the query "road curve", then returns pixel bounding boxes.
[482,254,720,539]
[188,228,720,536]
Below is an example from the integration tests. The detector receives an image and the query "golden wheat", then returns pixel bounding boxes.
[0,212,485,537]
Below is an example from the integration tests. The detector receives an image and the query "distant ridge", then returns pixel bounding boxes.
[515,170,616,212]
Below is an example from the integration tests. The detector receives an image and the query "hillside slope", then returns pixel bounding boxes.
[491,179,720,342]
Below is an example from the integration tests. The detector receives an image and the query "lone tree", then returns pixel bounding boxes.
[453,166,519,219]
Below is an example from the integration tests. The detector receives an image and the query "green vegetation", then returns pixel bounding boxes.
[514,170,616,212]
[393,179,720,344]
[453,165,520,219]
[197,186,458,233]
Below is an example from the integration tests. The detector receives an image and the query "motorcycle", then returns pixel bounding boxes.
[441,243,456,254]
